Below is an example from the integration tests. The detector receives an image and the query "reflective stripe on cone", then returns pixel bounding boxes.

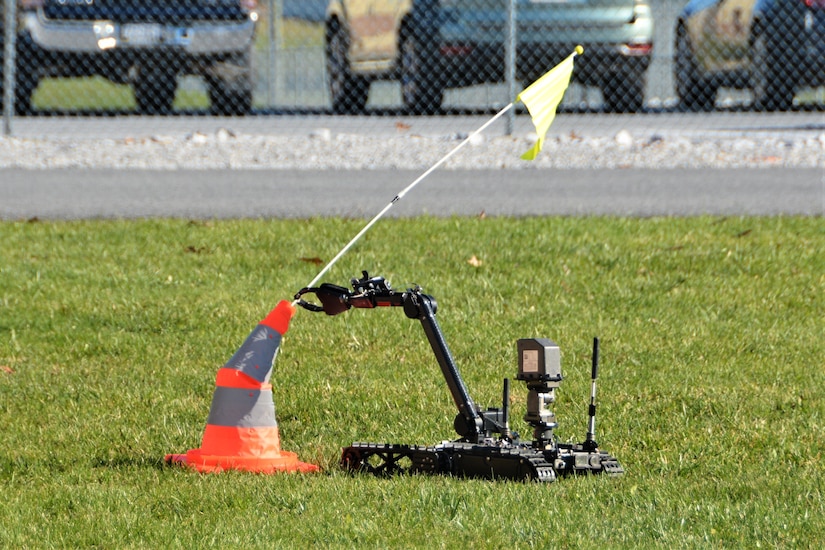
[166,300,319,474]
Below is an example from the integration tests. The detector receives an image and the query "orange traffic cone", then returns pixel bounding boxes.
[166,300,319,474]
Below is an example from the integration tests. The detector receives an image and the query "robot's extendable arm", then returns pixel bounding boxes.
[296,272,510,442]
[295,271,404,315]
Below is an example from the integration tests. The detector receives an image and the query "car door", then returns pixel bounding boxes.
[344,0,375,64]
[347,0,408,69]
[693,0,756,74]
[711,0,755,69]
[369,0,410,63]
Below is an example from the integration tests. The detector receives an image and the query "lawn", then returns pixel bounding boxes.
[0,216,822,547]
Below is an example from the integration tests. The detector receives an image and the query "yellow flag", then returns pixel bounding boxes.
[517,46,583,160]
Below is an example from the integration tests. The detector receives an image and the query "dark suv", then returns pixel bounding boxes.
[2,0,258,115]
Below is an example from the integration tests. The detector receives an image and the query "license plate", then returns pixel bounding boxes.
[122,24,163,46]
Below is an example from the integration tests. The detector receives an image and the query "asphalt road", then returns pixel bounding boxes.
[1,167,822,219]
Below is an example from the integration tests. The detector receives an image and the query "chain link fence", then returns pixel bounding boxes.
[2,0,823,134]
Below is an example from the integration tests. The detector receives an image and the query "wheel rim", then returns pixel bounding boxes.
[341,449,362,472]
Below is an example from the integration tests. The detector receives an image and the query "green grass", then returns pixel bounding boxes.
[0,216,822,547]
[32,76,209,111]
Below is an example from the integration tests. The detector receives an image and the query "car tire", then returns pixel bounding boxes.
[13,72,37,115]
[674,26,716,111]
[750,30,794,112]
[10,32,39,115]
[208,52,253,116]
[134,66,176,115]
[326,23,369,114]
[400,30,443,115]
[209,86,252,116]
[602,74,644,113]
[12,69,37,115]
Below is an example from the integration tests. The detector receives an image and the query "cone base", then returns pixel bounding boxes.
[165,448,320,474]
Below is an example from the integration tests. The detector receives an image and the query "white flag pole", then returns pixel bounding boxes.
[295,102,515,299]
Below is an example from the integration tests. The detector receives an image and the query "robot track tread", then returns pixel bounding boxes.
[341,441,557,482]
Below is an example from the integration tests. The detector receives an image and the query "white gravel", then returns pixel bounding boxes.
[0,128,823,170]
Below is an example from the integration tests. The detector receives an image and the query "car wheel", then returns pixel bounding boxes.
[13,33,39,114]
[208,52,253,116]
[209,86,252,116]
[400,31,443,115]
[134,66,176,115]
[326,23,369,114]
[13,70,38,115]
[602,74,644,113]
[674,26,716,111]
[750,30,794,112]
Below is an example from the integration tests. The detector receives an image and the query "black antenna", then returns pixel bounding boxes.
[502,378,511,439]
[583,337,599,451]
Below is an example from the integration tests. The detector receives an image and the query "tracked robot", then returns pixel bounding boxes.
[296,272,623,482]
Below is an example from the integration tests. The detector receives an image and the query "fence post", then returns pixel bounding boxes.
[504,0,516,135]
[3,0,18,136]
[266,0,283,107]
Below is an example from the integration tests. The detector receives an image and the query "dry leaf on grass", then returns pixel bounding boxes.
[300,257,324,265]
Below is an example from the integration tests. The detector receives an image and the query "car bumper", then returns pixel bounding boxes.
[436,5,653,85]
[24,10,255,55]
[436,42,652,86]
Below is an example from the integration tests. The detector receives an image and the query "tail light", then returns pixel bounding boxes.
[620,43,653,56]
[803,0,825,7]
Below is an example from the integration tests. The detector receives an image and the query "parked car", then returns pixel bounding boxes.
[674,0,825,111]
[324,0,654,115]
[283,0,328,22]
[1,0,258,115]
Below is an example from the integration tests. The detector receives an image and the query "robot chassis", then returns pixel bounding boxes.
[296,272,623,483]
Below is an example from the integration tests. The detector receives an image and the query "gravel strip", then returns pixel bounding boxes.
[1,129,823,170]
